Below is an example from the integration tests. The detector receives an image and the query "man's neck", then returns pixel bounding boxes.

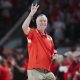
[37,28,45,34]
[37,29,47,37]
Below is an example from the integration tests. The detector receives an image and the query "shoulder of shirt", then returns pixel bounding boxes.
[30,28,37,32]
[47,34,53,41]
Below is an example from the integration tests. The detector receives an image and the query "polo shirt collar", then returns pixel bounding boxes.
[36,29,47,37]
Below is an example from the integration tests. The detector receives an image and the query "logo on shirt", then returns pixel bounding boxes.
[47,36,52,41]
[27,38,31,43]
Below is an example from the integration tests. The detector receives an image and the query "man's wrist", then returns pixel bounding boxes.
[29,12,34,17]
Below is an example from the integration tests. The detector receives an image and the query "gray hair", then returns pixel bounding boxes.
[36,14,47,21]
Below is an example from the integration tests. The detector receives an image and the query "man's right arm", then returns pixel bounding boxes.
[22,3,39,35]
[22,13,33,35]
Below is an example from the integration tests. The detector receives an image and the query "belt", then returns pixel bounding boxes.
[33,68,50,73]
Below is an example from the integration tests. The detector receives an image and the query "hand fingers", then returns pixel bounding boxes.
[31,3,39,10]
[35,3,39,8]
[33,3,39,8]
[31,4,34,9]
[36,5,39,9]
[35,3,37,7]
[31,3,37,7]
[31,4,33,7]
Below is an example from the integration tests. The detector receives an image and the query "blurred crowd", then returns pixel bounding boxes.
[38,0,80,47]
[0,0,80,80]
[0,0,32,38]
[0,46,28,80]
[0,45,80,80]
[0,0,80,47]
[51,47,80,80]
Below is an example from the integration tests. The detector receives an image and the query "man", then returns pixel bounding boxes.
[22,3,56,80]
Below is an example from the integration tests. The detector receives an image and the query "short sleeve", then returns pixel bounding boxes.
[24,28,36,39]
[51,39,54,55]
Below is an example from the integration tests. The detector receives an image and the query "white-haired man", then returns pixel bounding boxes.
[22,3,56,80]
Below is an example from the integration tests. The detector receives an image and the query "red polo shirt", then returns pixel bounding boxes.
[25,28,54,71]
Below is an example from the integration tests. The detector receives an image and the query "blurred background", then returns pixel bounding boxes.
[0,0,80,80]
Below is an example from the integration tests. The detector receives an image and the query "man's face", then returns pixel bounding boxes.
[36,15,48,30]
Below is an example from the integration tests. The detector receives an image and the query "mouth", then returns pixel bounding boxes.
[40,24,47,26]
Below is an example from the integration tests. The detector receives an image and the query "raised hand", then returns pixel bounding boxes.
[30,3,39,16]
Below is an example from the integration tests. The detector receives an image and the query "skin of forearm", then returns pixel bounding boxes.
[22,12,33,29]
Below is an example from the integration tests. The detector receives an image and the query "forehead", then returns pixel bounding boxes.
[36,15,47,21]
